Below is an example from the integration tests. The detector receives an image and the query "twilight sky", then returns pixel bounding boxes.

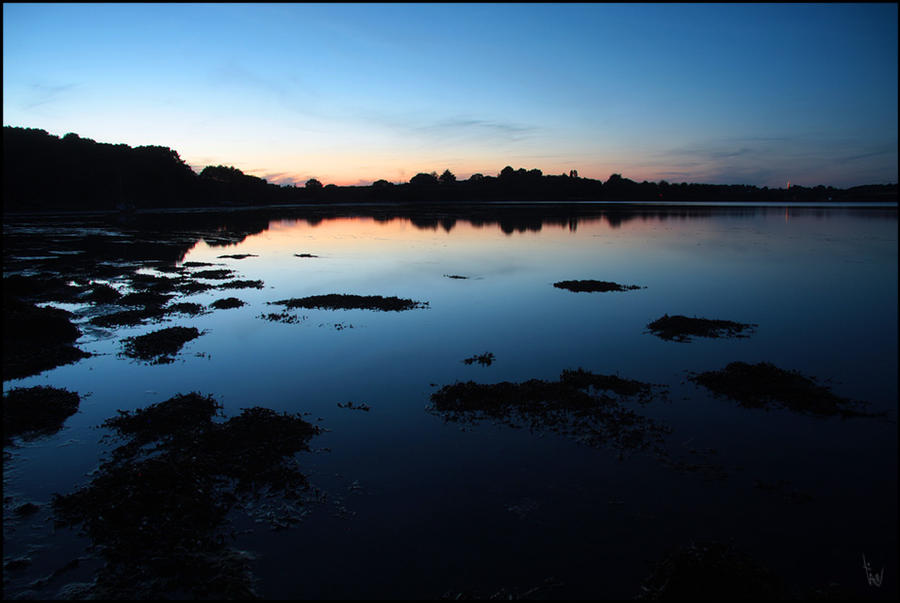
[3,2,897,188]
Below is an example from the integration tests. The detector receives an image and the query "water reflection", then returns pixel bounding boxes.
[2,203,897,600]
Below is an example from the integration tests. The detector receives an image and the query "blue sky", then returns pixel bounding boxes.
[3,3,897,187]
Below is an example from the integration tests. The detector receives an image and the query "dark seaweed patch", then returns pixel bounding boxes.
[257,311,305,324]
[429,369,668,456]
[218,279,265,290]
[3,386,80,445]
[553,280,644,292]
[117,290,174,308]
[192,269,235,280]
[444,274,468,279]
[121,326,201,363]
[271,294,428,312]
[166,302,207,316]
[176,280,217,295]
[294,253,318,258]
[217,254,258,259]
[689,361,878,418]
[337,401,370,411]
[647,314,757,342]
[3,299,91,380]
[52,393,320,599]
[463,352,495,366]
[181,261,216,267]
[210,297,246,310]
[85,283,122,304]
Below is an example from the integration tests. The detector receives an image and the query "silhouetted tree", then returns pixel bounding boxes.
[468,173,484,182]
[410,172,439,186]
[439,169,456,184]
[305,178,323,190]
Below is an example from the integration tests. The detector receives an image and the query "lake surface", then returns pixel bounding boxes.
[3,203,897,599]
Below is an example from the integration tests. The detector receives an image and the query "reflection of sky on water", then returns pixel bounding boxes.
[3,205,897,599]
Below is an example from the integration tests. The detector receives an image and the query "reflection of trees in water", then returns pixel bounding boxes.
[3,204,857,282]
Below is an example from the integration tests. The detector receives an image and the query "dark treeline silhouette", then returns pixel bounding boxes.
[3,126,896,212]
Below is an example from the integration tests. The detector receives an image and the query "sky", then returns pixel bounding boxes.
[3,3,898,188]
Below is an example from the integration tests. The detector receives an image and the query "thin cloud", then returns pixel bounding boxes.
[22,82,78,110]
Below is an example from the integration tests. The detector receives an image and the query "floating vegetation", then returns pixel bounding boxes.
[294,253,318,258]
[121,326,201,363]
[444,274,468,279]
[85,283,122,304]
[3,386,80,445]
[332,322,353,330]
[192,269,235,280]
[181,261,215,267]
[217,254,258,259]
[166,302,206,316]
[646,314,757,342]
[429,368,669,457]
[553,280,645,292]
[257,311,304,324]
[117,290,174,308]
[52,393,320,599]
[463,352,495,366]
[2,274,85,303]
[176,280,217,295]
[128,273,180,293]
[3,299,91,380]
[271,294,429,312]
[337,401,370,411]
[689,361,878,418]
[637,541,789,600]
[218,279,265,290]
[210,297,246,310]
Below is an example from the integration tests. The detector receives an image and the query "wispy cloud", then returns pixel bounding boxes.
[21,82,78,110]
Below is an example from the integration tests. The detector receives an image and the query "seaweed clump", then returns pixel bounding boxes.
[647,314,756,342]
[2,298,91,380]
[218,279,265,290]
[121,326,201,364]
[210,297,246,310]
[430,368,669,456]
[217,254,258,259]
[553,280,644,292]
[52,393,320,599]
[294,253,318,258]
[3,386,80,446]
[637,541,789,600]
[463,352,495,366]
[192,269,235,280]
[689,361,878,418]
[271,294,428,312]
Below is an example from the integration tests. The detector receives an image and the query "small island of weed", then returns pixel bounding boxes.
[554,280,644,292]
[647,314,756,342]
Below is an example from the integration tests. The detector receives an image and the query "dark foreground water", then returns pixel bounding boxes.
[3,203,897,599]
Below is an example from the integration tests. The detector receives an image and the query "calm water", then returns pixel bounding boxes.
[3,203,897,599]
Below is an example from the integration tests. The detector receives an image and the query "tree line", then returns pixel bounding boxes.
[3,126,895,212]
